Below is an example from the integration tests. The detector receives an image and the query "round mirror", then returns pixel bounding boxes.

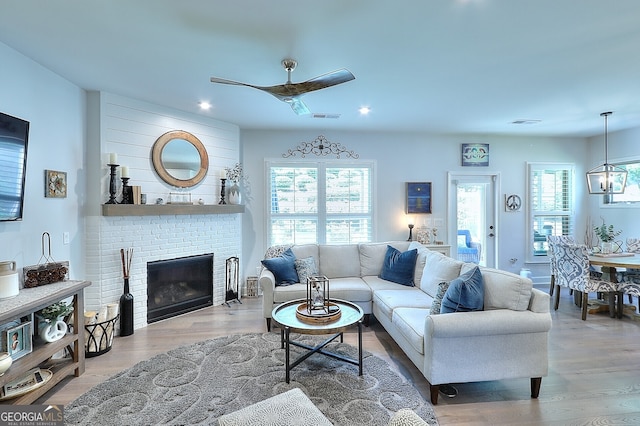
[151,130,209,188]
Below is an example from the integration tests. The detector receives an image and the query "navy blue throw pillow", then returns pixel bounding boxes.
[440,266,484,313]
[261,248,299,286]
[378,245,418,286]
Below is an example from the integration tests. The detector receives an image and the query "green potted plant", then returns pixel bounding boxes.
[593,221,622,254]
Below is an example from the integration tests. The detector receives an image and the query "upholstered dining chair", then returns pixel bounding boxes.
[547,235,575,299]
[554,242,619,320]
[620,238,640,312]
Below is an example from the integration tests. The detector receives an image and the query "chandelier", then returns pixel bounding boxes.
[586,111,627,195]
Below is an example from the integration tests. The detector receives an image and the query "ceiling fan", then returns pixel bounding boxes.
[210,59,355,115]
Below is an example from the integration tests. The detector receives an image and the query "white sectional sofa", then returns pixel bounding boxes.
[259,241,551,404]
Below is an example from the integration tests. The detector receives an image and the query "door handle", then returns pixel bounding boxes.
[489,233,495,237]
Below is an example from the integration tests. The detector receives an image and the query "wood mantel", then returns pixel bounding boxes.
[102,204,245,216]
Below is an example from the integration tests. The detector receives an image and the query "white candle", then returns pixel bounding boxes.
[221,169,227,180]
[121,166,129,178]
[109,153,117,164]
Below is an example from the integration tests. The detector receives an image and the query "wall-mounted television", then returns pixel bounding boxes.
[0,112,30,222]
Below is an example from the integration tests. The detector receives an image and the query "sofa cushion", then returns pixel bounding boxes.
[461,264,533,311]
[373,289,433,319]
[295,256,318,284]
[261,248,299,286]
[291,244,320,268]
[379,245,418,286]
[408,241,428,288]
[441,266,484,313]
[430,281,450,315]
[272,277,372,304]
[420,251,464,297]
[359,241,411,277]
[392,307,430,355]
[319,244,361,278]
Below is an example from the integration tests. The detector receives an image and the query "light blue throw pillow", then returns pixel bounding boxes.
[378,245,418,286]
[261,248,299,286]
[440,266,484,313]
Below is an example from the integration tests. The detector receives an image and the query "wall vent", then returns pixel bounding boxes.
[312,113,341,119]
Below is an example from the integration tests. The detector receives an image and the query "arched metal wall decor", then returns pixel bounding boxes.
[282,135,359,159]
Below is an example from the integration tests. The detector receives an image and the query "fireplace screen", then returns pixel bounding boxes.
[147,253,213,323]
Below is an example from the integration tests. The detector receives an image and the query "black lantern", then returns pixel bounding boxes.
[306,275,330,314]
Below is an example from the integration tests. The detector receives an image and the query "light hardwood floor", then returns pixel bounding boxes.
[39,288,640,425]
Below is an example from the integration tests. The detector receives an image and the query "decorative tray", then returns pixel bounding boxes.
[0,368,52,401]
[296,302,341,324]
[591,252,635,258]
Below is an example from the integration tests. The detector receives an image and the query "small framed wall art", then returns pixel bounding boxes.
[44,169,67,198]
[406,182,432,214]
[461,143,489,167]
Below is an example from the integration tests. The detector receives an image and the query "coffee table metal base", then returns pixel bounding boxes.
[281,323,363,383]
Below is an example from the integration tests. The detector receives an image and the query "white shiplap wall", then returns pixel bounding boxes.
[85,92,241,330]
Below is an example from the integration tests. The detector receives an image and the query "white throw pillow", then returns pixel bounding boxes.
[420,251,464,298]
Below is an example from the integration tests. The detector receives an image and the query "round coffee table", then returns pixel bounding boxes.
[271,298,364,383]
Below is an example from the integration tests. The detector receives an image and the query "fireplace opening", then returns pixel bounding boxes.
[147,253,213,323]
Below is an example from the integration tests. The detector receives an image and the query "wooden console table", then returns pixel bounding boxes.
[0,280,90,404]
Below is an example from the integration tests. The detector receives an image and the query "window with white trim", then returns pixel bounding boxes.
[267,161,374,246]
[527,162,574,262]
[606,159,640,205]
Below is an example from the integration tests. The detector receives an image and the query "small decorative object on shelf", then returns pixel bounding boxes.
[0,260,19,300]
[105,162,119,204]
[225,163,244,205]
[37,301,73,343]
[3,321,32,361]
[120,176,131,204]
[0,352,12,376]
[23,232,69,288]
[168,192,192,205]
[219,178,227,204]
[119,248,134,336]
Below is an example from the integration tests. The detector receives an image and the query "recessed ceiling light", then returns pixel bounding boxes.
[359,107,371,115]
[199,101,211,110]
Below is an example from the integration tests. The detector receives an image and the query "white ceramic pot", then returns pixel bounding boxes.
[0,261,19,300]
[228,182,241,205]
[39,317,68,343]
[0,352,12,375]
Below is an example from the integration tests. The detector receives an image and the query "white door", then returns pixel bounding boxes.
[448,173,499,268]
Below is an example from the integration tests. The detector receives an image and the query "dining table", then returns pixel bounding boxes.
[589,252,640,318]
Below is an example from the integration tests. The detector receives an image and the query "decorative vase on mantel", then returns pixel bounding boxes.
[228,182,241,205]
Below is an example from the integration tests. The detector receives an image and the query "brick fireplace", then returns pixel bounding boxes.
[84,213,241,330]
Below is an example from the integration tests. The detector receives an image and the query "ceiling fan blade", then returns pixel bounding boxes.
[288,98,311,115]
[209,76,268,90]
[260,69,355,98]
[300,68,355,93]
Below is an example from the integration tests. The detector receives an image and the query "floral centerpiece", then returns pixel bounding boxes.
[39,301,73,323]
[593,221,621,242]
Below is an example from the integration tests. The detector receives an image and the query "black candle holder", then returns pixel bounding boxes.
[219,178,227,204]
[407,224,414,241]
[105,164,119,204]
[121,177,131,204]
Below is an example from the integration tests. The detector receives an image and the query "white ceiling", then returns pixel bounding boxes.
[2,0,640,138]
